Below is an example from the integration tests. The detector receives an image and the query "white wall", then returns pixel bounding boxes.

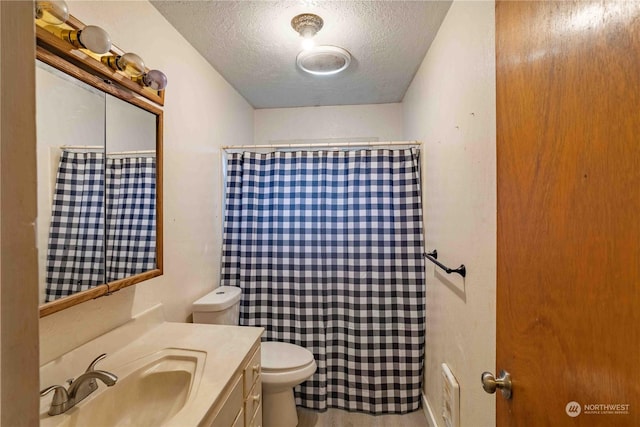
[254,103,403,145]
[402,1,496,426]
[39,0,254,364]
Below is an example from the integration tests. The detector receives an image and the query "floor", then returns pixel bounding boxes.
[297,407,429,427]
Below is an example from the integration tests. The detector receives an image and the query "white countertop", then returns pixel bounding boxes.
[39,307,263,427]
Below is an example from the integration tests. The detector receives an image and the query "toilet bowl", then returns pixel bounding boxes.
[261,341,317,427]
[192,287,317,427]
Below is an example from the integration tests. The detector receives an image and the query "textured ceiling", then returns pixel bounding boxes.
[151,1,452,109]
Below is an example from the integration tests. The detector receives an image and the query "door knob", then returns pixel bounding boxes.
[481,370,512,399]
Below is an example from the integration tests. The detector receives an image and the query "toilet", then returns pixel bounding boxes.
[192,286,317,427]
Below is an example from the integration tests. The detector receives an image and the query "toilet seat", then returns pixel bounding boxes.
[261,341,314,372]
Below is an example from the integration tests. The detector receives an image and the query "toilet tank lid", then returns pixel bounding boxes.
[192,286,241,312]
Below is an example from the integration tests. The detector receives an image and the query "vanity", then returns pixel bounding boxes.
[39,306,263,427]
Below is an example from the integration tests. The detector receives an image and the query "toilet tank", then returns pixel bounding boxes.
[192,286,241,325]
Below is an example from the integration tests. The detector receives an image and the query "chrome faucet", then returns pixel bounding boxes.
[40,353,118,416]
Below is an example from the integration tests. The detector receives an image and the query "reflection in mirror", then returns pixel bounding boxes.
[36,60,106,303]
[105,94,157,282]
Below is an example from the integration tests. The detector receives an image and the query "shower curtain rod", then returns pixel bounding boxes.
[107,150,156,156]
[61,145,103,150]
[60,145,156,155]
[222,140,420,151]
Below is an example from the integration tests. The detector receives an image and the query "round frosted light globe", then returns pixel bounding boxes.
[117,53,146,77]
[35,0,69,25]
[78,25,112,54]
[143,70,168,91]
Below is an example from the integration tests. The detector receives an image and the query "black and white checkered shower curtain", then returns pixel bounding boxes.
[105,156,156,282]
[45,151,105,301]
[45,151,156,301]
[221,148,425,414]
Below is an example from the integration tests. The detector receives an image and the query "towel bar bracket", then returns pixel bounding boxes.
[425,250,466,278]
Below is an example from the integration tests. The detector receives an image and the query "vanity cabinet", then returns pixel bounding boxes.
[243,346,262,427]
[209,342,262,427]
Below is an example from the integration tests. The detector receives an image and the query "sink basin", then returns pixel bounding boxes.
[39,319,264,427]
[43,348,205,427]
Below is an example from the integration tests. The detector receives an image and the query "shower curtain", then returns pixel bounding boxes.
[45,151,156,301]
[105,156,156,282]
[221,148,426,414]
[46,151,105,301]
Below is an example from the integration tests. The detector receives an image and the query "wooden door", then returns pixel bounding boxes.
[496,1,640,426]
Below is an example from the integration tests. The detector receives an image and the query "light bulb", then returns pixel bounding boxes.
[300,27,316,39]
[301,37,315,51]
[116,53,145,77]
[142,70,168,91]
[78,25,112,54]
[35,0,69,25]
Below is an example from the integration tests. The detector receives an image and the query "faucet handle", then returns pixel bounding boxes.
[85,353,107,372]
[40,385,70,415]
[40,385,69,402]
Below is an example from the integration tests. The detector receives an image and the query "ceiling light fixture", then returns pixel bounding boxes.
[296,45,351,76]
[291,13,323,50]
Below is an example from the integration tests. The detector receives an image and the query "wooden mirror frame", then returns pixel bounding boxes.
[37,18,164,317]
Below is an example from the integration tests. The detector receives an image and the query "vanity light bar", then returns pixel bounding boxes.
[35,0,168,93]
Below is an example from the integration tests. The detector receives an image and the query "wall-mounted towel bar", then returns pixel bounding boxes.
[424,250,466,278]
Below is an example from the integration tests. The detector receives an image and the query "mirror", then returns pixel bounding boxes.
[104,94,158,283]
[36,51,163,316]
[36,60,107,303]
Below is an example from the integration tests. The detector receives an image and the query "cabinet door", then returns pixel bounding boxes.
[231,408,244,427]
[36,60,106,304]
[104,94,158,283]
[243,344,262,426]
[243,346,261,396]
[249,403,262,427]
[210,375,243,427]
[244,378,262,426]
